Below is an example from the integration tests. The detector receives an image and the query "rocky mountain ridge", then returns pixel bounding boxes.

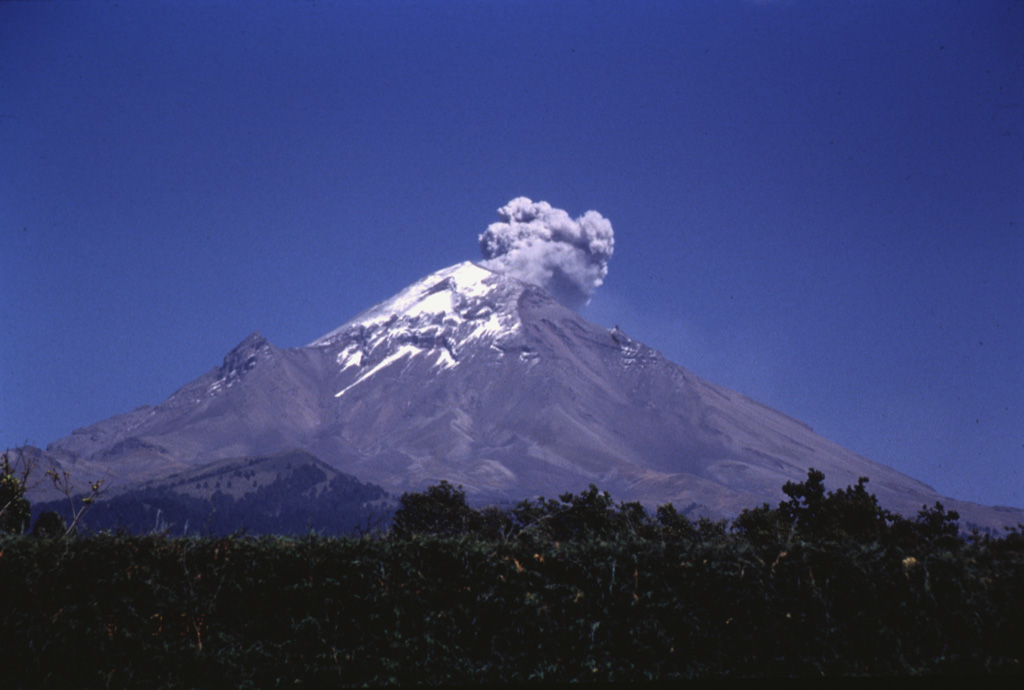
[22,261,1024,532]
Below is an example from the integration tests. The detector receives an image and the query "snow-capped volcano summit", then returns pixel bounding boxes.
[29,262,1024,532]
[310,262,526,392]
[314,262,515,345]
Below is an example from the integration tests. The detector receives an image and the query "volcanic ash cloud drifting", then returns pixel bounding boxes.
[478,197,614,309]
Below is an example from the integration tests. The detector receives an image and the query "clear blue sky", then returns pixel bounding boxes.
[2,1,1022,508]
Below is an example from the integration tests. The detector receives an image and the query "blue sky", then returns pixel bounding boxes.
[2,1,1022,508]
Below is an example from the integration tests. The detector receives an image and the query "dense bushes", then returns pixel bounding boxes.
[1,471,1022,686]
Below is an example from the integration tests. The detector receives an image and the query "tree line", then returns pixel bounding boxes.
[2,453,1023,684]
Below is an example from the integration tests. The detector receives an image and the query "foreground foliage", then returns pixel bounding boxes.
[1,472,1022,686]
[0,451,32,535]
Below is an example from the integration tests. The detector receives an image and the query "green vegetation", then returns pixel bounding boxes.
[0,451,31,535]
[1,470,1022,685]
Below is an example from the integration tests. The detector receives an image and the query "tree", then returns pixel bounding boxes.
[618,500,658,539]
[732,502,786,546]
[32,510,67,538]
[391,481,476,538]
[655,503,697,541]
[0,451,32,534]
[509,485,639,542]
[548,484,619,541]
[912,502,960,541]
[887,501,962,549]
[736,469,895,546]
[471,505,515,542]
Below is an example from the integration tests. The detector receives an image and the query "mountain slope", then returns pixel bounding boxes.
[33,262,1023,531]
[32,450,392,536]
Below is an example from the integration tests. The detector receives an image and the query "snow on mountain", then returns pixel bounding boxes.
[310,262,526,397]
[313,262,511,342]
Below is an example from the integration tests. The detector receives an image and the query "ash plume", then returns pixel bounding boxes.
[478,197,614,309]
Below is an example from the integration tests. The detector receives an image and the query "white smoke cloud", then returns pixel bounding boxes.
[479,197,614,309]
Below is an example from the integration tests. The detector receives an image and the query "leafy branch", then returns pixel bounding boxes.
[45,467,106,536]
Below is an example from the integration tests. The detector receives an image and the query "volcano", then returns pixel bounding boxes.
[27,261,1023,532]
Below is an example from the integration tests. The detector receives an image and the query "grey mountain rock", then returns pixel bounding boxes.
[29,261,1024,532]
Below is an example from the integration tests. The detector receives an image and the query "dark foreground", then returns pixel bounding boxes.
[1,473,1023,686]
